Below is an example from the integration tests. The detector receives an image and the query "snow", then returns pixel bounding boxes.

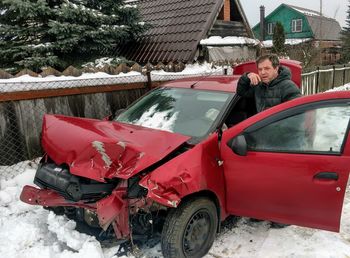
[290,6,330,18]
[200,36,261,46]
[0,63,222,93]
[134,105,178,132]
[1,84,350,257]
[262,38,312,48]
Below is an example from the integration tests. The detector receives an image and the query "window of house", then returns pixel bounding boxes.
[292,19,303,32]
[244,104,350,154]
[267,23,275,35]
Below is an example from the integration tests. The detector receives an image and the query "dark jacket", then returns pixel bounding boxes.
[237,66,302,112]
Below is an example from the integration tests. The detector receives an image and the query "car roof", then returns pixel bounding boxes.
[161,75,240,93]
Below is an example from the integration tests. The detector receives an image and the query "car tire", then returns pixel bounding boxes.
[161,197,218,258]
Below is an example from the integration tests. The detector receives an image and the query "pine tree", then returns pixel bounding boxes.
[341,0,350,62]
[272,22,286,55]
[0,0,147,72]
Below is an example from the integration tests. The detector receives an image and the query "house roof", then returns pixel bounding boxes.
[118,0,251,64]
[285,4,342,41]
[253,4,342,41]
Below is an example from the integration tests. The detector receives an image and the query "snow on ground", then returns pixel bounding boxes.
[2,160,350,258]
[1,84,350,258]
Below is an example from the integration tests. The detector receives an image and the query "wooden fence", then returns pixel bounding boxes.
[301,65,350,95]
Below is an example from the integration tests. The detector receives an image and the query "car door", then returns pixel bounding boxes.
[221,94,350,232]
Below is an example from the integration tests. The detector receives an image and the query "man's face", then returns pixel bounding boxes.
[257,59,279,84]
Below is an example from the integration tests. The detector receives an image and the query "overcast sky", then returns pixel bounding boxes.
[240,0,349,28]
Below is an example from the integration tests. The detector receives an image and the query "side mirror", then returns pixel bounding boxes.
[102,114,114,121]
[227,135,247,156]
[103,109,126,121]
[114,108,126,119]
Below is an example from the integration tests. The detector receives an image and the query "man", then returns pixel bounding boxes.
[237,55,302,229]
[237,54,301,112]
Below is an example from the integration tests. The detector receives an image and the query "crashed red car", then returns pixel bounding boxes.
[21,60,350,258]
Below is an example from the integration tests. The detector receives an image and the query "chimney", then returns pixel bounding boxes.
[260,5,265,41]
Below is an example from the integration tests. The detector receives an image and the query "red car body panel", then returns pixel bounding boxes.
[20,185,96,210]
[20,185,130,238]
[163,75,239,92]
[41,114,190,182]
[221,91,350,232]
[139,133,228,219]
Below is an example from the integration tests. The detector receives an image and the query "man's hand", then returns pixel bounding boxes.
[247,72,261,86]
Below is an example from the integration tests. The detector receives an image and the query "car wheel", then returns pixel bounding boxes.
[161,197,218,258]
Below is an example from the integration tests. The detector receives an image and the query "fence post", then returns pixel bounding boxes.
[332,65,335,89]
[146,70,152,90]
[316,67,320,93]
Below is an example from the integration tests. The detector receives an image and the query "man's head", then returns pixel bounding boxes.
[256,54,280,84]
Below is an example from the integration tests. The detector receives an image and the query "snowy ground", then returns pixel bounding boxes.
[2,85,350,258]
[2,161,350,258]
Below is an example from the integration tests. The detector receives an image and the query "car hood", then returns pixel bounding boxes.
[41,114,190,182]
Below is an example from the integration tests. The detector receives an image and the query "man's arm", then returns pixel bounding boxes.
[282,81,302,102]
[237,72,260,97]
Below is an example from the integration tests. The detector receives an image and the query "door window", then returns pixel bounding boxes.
[245,105,350,153]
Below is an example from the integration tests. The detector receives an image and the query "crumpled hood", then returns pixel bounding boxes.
[41,114,190,182]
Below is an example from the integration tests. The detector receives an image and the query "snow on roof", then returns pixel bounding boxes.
[286,4,330,18]
[200,36,260,46]
[262,38,312,48]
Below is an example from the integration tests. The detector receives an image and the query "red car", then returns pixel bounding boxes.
[20,61,350,258]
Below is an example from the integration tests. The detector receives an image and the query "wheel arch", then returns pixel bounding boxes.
[180,190,222,233]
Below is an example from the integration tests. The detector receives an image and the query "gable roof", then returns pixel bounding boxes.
[253,4,342,41]
[118,0,251,64]
[285,4,342,40]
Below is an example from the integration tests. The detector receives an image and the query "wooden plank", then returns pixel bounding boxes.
[0,81,168,102]
[0,82,147,102]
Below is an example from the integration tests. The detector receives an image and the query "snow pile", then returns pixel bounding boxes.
[200,36,261,46]
[327,83,350,92]
[262,38,312,48]
[0,162,112,258]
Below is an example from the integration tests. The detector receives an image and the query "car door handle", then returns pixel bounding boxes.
[314,172,338,181]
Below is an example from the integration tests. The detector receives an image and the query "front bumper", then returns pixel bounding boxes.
[20,185,130,238]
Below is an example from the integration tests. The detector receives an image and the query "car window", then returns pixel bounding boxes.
[245,104,350,154]
[115,88,232,138]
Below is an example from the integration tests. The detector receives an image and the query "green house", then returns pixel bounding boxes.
[253,4,341,42]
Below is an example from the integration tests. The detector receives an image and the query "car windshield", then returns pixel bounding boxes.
[115,87,232,138]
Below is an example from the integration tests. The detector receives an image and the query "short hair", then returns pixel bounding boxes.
[256,54,280,68]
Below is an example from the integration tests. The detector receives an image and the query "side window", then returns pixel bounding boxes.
[291,19,303,32]
[267,23,275,35]
[245,105,350,153]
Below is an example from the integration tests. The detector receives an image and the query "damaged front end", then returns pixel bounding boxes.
[20,157,175,241]
[20,114,191,241]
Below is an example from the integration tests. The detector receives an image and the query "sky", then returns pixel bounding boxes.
[240,0,349,28]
